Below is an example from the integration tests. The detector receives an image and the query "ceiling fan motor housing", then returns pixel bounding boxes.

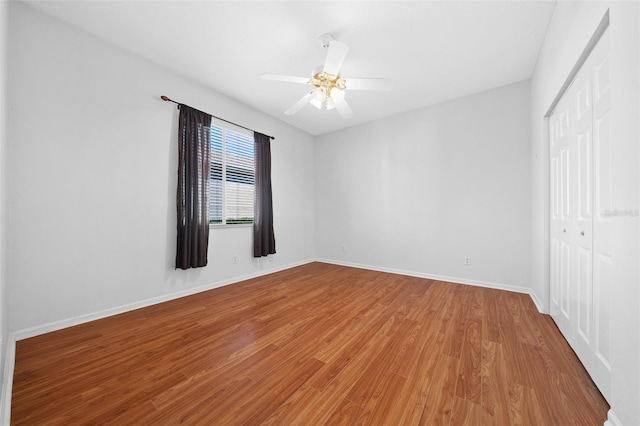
[318,33,335,49]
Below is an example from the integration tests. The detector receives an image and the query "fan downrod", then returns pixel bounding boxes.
[318,33,335,49]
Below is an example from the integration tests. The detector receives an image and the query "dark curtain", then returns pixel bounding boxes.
[254,132,276,257]
[176,105,212,269]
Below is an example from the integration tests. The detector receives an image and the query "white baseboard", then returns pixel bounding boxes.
[528,291,545,313]
[13,258,314,341]
[604,409,622,426]
[0,334,15,426]
[315,257,534,296]
[10,257,546,341]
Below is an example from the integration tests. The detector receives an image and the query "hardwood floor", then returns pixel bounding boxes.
[11,262,609,425]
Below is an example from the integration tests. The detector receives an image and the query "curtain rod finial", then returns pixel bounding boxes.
[161,95,169,101]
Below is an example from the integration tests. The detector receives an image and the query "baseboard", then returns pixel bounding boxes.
[0,334,15,426]
[9,258,545,341]
[528,291,545,313]
[319,258,545,313]
[13,258,314,341]
[315,258,534,295]
[604,409,622,426]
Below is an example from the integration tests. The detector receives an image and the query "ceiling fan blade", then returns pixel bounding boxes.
[261,73,310,84]
[285,92,314,115]
[345,78,393,91]
[323,40,349,75]
[336,99,353,119]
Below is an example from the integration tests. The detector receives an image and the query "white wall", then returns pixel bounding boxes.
[530,2,640,424]
[316,81,532,295]
[6,2,315,335]
[0,0,8,420]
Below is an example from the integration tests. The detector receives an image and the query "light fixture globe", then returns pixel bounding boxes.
[331,87,345,104]
[324,97,336,110]
[312,86,327,102]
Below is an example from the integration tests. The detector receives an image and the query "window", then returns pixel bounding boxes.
[209,125,255,225]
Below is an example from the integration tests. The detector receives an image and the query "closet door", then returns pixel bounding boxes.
[549,92,573,336]
[590,28,612,400]
[571,43,595,376]
[548,28,611,401]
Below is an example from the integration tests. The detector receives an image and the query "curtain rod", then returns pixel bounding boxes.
[161,95,275,140]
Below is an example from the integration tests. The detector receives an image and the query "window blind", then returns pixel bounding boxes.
[208,125,255,225]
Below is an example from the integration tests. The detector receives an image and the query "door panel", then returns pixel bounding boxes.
[577,246,592,343]
[550,238,559,305]
[561,148,571,219]
[560,239,571,320]
[577,131,592,221]
[551,157,559,220]
[594,252,612,370]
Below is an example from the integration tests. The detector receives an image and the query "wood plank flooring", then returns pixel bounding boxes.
[11,262,609,425]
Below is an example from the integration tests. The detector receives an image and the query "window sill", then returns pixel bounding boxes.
[209,223,253,229]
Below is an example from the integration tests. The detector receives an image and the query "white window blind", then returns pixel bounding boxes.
[208,125,255,225]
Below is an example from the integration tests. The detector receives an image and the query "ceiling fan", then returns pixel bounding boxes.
[261,34,393,119]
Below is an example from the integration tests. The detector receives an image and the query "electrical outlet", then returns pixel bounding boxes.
[341,244,346,253]
[464,257,471,266]
[233,256,238,264]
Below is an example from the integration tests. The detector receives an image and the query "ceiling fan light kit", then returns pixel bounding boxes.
[309,71,346,110]
[261,33,392,119]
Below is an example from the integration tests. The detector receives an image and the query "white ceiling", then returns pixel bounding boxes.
[23,0,556,136]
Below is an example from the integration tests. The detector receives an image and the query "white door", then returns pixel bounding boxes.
[589,28,612,399]
[548,28,611,401]
[571,43,595,378]
[549,91,573,336]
